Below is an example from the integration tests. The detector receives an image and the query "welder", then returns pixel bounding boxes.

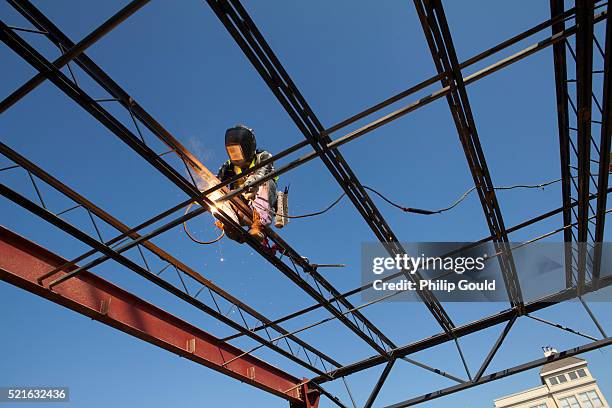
[215,124,277,241]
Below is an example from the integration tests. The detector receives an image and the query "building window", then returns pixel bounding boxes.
[550,374,568,385]
[577,369,587,378]
[578,390,604,408]
[530,404,548,408]
[559,396,581,408]
[568,371,578,380]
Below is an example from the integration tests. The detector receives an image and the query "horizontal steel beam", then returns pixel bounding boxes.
[0,226,308,405]
[207,0,455,334]
[0,182,338,378]
[386,336,612,407]
[0,19,393,357]
[213,11,608,208]
[0,0,149,114]
[313,270,612,383]
[325,5,578,135]
[225,186,612,341]
[0,141,340,372]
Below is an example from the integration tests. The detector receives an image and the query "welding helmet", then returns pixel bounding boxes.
[225,124,256,168]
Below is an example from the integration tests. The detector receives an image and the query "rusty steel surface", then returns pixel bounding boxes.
[0,226,307,405]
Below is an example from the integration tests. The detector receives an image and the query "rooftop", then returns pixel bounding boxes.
[540,356,586,375]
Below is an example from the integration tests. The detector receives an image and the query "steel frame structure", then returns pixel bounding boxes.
[1,1,611,407]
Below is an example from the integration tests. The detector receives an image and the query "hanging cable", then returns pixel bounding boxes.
[185,176,562,241]
[182,202,225,244]
[391,177,564,215]
[250,177,564,219]
[281,192,347,219]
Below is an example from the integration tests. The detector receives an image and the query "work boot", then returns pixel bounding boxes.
[215,219,246,244]
[249,209,265,240]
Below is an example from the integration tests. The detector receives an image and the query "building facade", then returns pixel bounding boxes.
[494,350,608,408]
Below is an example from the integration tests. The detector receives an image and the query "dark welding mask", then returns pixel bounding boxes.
[225,125,256,168]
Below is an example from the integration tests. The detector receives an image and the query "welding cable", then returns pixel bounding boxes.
[250,177,564,219]
[182,202,225,244]
[249,191,347,220]
[365,177,563,215]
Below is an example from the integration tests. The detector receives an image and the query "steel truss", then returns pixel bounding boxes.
[1,1,611,407]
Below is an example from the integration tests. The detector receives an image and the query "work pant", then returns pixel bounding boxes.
[220,179,277,227]
[250,180,277,226]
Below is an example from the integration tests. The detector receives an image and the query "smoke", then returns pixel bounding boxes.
[186,136,215,191]
[183,136,238,223]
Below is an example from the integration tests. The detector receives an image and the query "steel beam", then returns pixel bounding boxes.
[592,2,612,287]
[551,0,575,288]
[207,0,457,334]
[2,4,610,403]
[0,141,340,372]
[227,186,612,342]
[385,336,612,408]
[0,183,335,377]
[211,12,609,209]
[414,0,523,309]
[313,270,612,383]
[0,0,149,114]
[0,226,309,406]
[575,0,595,295]
[0,20,393,358]
[473,316,516,381]
[326,6,577,135]
[364,359,396,408]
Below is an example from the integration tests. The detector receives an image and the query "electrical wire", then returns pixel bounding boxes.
[182,202,225,244]
[189,176,565,243]
[282,192,347,219]
[252,177,564,219]
[425,177,563,214]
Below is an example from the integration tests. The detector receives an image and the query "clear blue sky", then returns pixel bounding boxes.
[1,1,611,407]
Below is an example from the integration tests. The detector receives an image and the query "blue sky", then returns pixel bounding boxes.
[1,1,611,407]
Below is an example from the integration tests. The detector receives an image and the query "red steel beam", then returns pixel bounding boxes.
[0,226,315,406]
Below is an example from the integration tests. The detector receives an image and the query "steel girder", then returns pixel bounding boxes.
[0,183,332,376]
[0,226,312,406]
[1,2,611,407]
[206,9,609,206]
[551,0,576,288]
[0,141,340,375]
[311,268,612,383]
[0,14,393,358]
[551,0,609,295]
[0,0,150,114]
[575,0,596,295]
[205,0,456,335]
[414,0,523,309]
[592,1,612,286]
[224,186,612,343]
[386,336,612,408]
